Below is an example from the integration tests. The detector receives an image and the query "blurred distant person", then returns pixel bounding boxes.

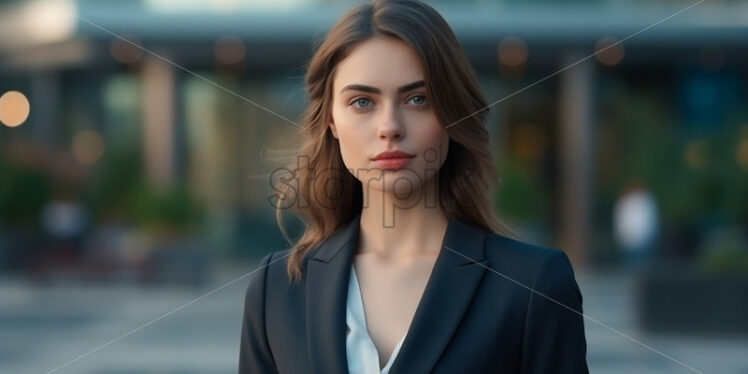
[613,181,659,270]
[40,193,89,262]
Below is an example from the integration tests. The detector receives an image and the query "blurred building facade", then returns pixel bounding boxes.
[1,0,747,274]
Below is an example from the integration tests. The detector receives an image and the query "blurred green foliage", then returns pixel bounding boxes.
[699,227,748,275]
[124,183,205,234]
[0,159,52,228]
[596,85,748,269]
[83,146,142,222]
[601,91,748,226]
[495,156,548,224]
[76,148,204,231]
[700,247,748,275]
[0,144,204,239]
[84,147,205,234]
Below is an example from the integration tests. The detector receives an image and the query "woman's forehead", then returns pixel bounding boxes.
[333,38,425,93]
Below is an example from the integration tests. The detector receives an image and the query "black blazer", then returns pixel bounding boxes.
[239,212,589,374]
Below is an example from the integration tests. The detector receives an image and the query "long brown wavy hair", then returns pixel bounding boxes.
[273,0,520,284]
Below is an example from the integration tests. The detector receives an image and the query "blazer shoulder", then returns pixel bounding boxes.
[506,236,588,373]
[483,232,578,287]
[259,248,292,278]
[484,233,549,268]
[255,248,321,293]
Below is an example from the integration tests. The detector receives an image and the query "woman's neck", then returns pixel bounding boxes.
[357,199,448,262]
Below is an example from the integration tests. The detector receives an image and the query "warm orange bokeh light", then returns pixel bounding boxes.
[498,36,528,68]
[685,140,708,170]
[595,36,625,66]
[110,35,143,64]
[215,35,246,65]
[737,138,748,169]
[0,90,31,127]
[72,129,105,165]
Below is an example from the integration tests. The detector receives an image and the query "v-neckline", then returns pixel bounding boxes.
[350,265,407,372]
[307,211,489,374]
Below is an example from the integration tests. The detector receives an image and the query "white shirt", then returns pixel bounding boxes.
[346,265,407,374]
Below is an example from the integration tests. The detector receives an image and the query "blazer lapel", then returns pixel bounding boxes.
[305,211,488,374]
[306,213,361,374]
[387,216,488,374]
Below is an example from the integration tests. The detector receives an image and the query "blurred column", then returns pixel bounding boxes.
[141,54,176,189]
[558,52,594,268]
[30,71,60,144]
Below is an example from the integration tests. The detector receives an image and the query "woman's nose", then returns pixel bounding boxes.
[377,105,404,140]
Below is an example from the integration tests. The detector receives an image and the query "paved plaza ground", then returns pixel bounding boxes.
[1,260,746,374]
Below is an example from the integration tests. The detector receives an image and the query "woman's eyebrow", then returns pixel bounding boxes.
[340,80,425,95]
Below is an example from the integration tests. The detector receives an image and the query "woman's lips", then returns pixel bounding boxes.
[372,156,414,170]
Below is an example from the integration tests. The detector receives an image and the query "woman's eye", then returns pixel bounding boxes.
[351,98,372,109]
[409,95,427,106]
[349,95,426,110]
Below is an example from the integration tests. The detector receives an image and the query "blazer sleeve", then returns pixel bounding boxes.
[519,249,589,374]
[238,252,279,374]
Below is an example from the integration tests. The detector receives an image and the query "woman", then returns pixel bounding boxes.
[239,1,589,373]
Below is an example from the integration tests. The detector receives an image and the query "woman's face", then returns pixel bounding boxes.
[329,37,449,200]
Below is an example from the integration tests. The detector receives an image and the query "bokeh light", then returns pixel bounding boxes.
[110,35,144,64]
[738,136,748,169]
[513,123,547,162]
[215,35,246,65]
[595,36,625,66]
[685,139,708,170]
[72,129,105,165]
[498,36,528,68]
[0,90,31,128]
